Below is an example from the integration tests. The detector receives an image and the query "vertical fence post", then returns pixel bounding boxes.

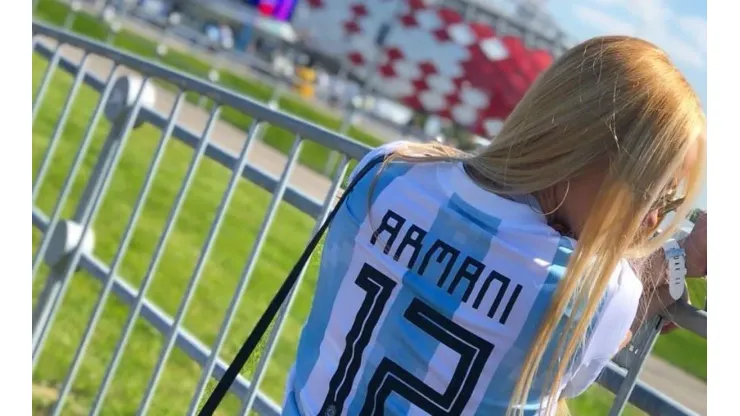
[32,42,64,121]
[31,75,156,366]
[63,0,82,29]
[334,64,349,109]
[187,137,307,416]
[137,116,265,416]
[253,86,283,144]
[31,64,121,280]
[87,105,223,416]
[32,53,91,204]
[240,157,351,415]
[32,221,96,349]
[609,315,665,416]
[197,70,219,109]
[31,119,124,352]
[202,32,233,109]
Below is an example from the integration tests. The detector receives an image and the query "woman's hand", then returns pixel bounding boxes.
[681,210,707,278]
[662,210,706,334]
[630,211,707,335]
[660,295,692,334]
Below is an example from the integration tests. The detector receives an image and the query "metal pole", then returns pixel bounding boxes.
[323,81,361,176]
[31,119,122,350]
[326,76,373,173]
[32,53,91,206]
[87,106,223,416]
[333,63,350,109]
[32,43,63,122]
[101,6,118,44]
[137,117,265,415]
[63,0,82,29]
[32,64,120,279]
[32,76,151,369]
[187,137,306,415]
[49,93,184,416]
[198,24,232,108]
[239,157,351,415]
[608,316,665,416]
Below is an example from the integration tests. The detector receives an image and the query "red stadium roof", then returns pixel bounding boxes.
[297,0,555,136]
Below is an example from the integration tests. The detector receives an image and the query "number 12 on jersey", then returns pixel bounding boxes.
[320,263,495,416]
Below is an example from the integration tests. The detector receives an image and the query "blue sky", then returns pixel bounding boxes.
[545,0,707,107]
[544,0,707,209]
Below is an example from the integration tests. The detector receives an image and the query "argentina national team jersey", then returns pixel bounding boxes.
[283,142,642,416]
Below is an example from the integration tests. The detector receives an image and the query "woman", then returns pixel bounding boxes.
[283,36,707,415]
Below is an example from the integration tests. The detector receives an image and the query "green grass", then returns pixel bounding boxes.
[570,386,644,416]
[31,51,647,415]
[33,0,384,177]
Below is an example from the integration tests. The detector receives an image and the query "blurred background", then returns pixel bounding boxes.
[31,0,707,414]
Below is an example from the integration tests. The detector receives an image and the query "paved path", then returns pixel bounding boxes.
[33,32,706,416]
[75,4,409,144]
[639,357,706,415]
[35,36,335,203]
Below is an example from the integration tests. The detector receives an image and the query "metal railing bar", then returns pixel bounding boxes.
[142,111,326,218]
[137,115,264,414]
[32,41,64,120]
[31,208,281,416]
[33,40,328,219]
[188,136,306,415]
[89,104,223,415]
[32,52,91,204]
[599,362,699,416]
[33,21,370,161]
[240,156,351,414]
[32,73,151,369]
[49,92,188,416]
[31,62,120,280]
[665,301,707,339]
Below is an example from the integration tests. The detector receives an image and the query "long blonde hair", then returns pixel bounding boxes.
[373,36,706,414]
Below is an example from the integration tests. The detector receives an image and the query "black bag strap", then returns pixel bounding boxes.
[198,154,387,415]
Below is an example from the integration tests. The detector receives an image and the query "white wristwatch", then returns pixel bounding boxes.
[664,239,687,300]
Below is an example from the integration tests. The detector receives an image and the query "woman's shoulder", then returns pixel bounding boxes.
[348,141,415,183]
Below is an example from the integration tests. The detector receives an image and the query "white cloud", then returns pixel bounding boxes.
[677,15,707,53]
[572,0,706,70]
[572,5,637,35]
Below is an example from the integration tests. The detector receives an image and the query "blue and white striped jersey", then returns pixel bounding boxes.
[283,142,642,416]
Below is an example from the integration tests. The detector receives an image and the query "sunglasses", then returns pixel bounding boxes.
[653,186,685,219]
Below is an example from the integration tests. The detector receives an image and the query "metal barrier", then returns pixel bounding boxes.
[31,21,705,416]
